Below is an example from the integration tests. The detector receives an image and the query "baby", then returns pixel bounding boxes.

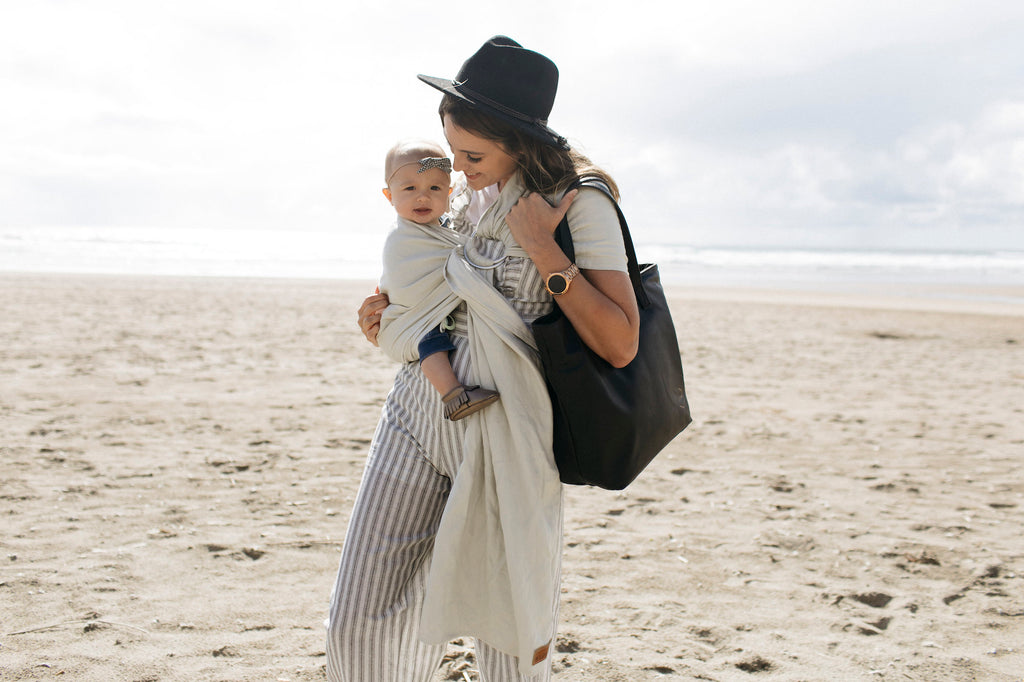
[380,140,500,421]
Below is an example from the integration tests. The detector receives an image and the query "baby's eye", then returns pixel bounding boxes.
[430,185,444,191]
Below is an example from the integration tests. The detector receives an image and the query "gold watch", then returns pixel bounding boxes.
[545,263,580,296]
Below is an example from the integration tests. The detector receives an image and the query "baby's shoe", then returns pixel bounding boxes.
[442,385,500,421]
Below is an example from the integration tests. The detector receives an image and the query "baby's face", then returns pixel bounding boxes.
[385,165,451,225]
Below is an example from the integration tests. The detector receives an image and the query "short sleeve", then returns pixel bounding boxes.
[565,187,627,273]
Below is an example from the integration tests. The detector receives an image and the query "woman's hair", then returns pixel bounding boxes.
[439,95,619,201]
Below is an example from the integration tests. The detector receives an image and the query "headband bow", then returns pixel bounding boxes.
[417,157,452,174]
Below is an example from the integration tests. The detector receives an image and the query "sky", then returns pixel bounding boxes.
[2,0,1023,250]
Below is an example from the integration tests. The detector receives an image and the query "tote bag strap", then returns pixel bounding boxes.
[552,177,651,309]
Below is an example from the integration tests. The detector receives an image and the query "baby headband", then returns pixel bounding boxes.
[418,157,452,174]
[386,157,452,185]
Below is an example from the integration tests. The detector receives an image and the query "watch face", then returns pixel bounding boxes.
[547,274,568,295]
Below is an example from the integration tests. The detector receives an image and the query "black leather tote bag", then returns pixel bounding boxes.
[532,180,691,489]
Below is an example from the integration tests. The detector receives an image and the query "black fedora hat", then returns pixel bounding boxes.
[418,36,569,150]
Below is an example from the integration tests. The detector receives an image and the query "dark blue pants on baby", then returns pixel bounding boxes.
[418,327,455,364]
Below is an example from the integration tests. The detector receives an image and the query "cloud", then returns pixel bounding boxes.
[2,0,1024,249]
[563,9,1024,249]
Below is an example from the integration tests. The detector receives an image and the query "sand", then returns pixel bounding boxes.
[1,273,1022,681]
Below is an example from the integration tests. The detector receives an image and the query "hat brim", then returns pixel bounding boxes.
[418,73,569,150]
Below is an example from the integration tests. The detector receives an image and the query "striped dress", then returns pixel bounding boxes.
[324,182,625,682]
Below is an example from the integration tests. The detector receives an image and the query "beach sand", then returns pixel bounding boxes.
[1,273,1022,681]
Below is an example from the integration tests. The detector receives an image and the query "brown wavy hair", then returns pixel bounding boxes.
[439,95,619,201]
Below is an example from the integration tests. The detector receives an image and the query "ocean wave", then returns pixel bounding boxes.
[2,226,1022,286]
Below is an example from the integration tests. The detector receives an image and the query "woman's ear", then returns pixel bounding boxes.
[382,187,392,203]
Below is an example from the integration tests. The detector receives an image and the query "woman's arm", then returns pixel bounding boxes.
[357,288,389,346]
[506,191,640,368]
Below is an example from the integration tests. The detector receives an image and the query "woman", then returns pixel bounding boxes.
[327,36,639,682]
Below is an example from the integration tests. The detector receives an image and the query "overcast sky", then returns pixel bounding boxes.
[3,0,1023,249]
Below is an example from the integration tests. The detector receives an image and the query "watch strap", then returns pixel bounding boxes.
[546,263,580,296]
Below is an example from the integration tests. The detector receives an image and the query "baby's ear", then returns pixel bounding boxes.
[382,187,392,203]
[448,185,453,196]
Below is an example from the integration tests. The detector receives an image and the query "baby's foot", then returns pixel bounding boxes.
[442,385,501,421]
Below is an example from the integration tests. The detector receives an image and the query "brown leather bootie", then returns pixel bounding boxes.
[442,385,500,421]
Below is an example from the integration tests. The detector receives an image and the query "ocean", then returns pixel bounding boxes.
[3,225,1023,303]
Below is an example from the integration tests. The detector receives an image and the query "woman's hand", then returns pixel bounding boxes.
[511,188,640,368]
[357,288,389,347]
[505,189,578,253]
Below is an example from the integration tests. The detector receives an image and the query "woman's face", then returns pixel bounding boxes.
[443,115,519,191]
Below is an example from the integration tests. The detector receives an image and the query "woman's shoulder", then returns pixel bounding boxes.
[564,184,626,272]
[566,183,618,223]
[575,176,616,199]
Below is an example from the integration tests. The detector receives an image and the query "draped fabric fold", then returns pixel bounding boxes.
[376,175,563,677]
[377,218,465,364]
